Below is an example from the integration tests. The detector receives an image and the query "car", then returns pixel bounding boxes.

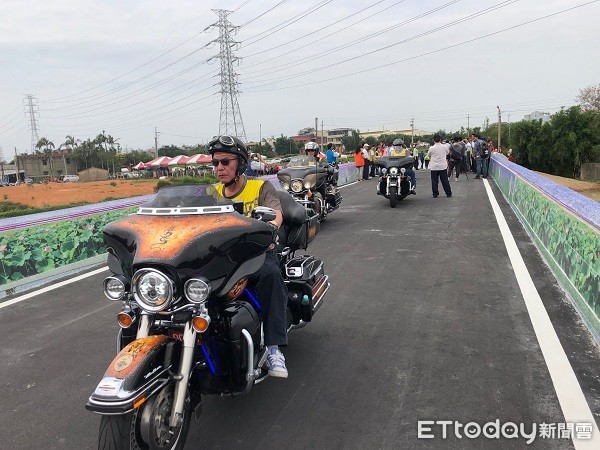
[61,175,80,182]
[24,178,34,185]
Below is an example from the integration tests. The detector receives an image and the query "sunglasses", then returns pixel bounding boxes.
[211,157,237,167]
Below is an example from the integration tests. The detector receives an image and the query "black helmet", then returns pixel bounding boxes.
[392,138,404,147]
[208,135,248,175]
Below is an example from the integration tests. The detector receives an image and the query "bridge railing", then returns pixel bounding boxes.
[490,154,600,338]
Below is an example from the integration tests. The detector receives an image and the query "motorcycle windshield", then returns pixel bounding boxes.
[104,184,273,291]
[375,156,414,169]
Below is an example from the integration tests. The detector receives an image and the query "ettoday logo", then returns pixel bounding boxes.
[417,420,593,444]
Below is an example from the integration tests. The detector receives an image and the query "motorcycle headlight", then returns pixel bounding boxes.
[103,276,127,301]
[381,168,387,175]
[291,180,303,193]
[280,182,290,191]
[389,167,398,175]
[132,269,174,312]
[400,167,407,174]
[304,181,312,189]
[184,278,211,304]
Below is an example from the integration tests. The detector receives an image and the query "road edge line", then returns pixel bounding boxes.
[483,178,599,448]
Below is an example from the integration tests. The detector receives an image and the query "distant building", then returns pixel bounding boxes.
[16,152,78,180]
[524,111,551,123]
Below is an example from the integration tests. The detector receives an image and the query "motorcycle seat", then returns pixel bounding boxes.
[276,190,311,252]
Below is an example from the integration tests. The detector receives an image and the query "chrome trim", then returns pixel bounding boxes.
[184,278,211,304]
[137,205,235,216]
[169,321,196,428]
[87,368,172,412]
[137,314,151,339]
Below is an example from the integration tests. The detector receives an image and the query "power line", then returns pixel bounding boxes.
[243,0,597,93]
[239,0,287,26]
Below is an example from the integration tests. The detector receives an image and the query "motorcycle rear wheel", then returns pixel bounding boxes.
[389,186,398,208]
[98,385,191,450]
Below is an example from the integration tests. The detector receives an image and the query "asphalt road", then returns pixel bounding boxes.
[1,172,599,449]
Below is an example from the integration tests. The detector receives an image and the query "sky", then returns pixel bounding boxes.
[0,0,598,156]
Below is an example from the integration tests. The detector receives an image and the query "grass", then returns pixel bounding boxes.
[0,200,92,219]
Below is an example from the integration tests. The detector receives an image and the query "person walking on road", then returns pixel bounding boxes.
[426,134,452,198]
[471,133,489,179]
[448,136,465,181]
[354,146,364,181]
[361,144,371,180]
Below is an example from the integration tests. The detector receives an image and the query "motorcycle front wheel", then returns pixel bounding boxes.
[389,186,398,208]
[313,192,326,221]
[98,385,191,450]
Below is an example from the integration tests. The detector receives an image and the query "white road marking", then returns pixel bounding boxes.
[484,179,599,448]
[0,266,108,310]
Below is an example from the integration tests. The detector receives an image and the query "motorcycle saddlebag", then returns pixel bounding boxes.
[277,191,320,251]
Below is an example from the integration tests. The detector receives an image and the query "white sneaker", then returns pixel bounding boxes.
[455,177,459,181]
[265,347,288,378]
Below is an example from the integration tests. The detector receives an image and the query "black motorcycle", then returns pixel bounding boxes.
[277,155,342,221]
[86,184,328,449]
[375,155,416,208]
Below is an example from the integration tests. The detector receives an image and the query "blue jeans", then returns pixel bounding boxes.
[250,250,288,347]
[406,168,416,190]
[476,158,489,177]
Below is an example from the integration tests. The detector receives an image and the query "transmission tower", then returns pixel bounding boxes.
[23,94,40,152]
[208,10,247,142]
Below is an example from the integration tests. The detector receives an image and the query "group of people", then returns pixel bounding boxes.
[351,134,494,198]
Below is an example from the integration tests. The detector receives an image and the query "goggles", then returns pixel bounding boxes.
[209,135,237,150]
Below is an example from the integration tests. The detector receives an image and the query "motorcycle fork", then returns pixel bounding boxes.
[169,321,197,427]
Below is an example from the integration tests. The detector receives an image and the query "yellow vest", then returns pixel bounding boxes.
[215,178,265,216]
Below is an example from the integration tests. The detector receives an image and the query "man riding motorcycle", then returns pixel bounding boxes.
[389,138,416,194]
[210,135,289,378]
[304,141,338,186]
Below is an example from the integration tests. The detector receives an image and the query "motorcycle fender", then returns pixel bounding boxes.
[86,335,179,414]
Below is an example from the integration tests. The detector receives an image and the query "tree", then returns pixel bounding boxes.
[36,137,56,178]
[577,83,600,111]
[273,135,300,155]
[341,130,361,152]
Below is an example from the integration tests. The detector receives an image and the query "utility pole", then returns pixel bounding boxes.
[467,114,470,135]
[321,120,324,147]
[14,147,20,184]
[410,118,415,145]
[209,10,247,142]
[154,127,159,158]
[0,146,4,184]
[314,117,318,144]
[507,113,511,147]
[497,106,502,150]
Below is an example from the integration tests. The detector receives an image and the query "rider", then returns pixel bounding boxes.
[304,141,321,165]
[389,138,416,194]
[209,135,289,378]
[306,141,338,187]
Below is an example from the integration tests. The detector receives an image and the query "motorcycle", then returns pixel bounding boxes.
[86,184,327,449]
[276,155,342,222]
[375,155,416,208]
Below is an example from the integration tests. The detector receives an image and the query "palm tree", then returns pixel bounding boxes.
[36,137,56,178]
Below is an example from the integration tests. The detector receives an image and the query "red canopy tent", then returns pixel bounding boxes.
[146,156,172,167]
[168,155,190,166]
[186,154,212,164]
[132,161,146,170]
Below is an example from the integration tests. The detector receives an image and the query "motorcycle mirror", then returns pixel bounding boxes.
[251,206,277,222]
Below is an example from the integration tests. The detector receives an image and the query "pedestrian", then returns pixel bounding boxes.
[361,144,371,180]
[354,146,364,181]
[369,145,377,177]
[424,152,430,169]
[471,133,489,179]
[447,136,465,181]
[426,134,452,198]
[412,144,420,170]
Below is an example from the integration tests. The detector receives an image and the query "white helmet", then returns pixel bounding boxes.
[304,141,319,153]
